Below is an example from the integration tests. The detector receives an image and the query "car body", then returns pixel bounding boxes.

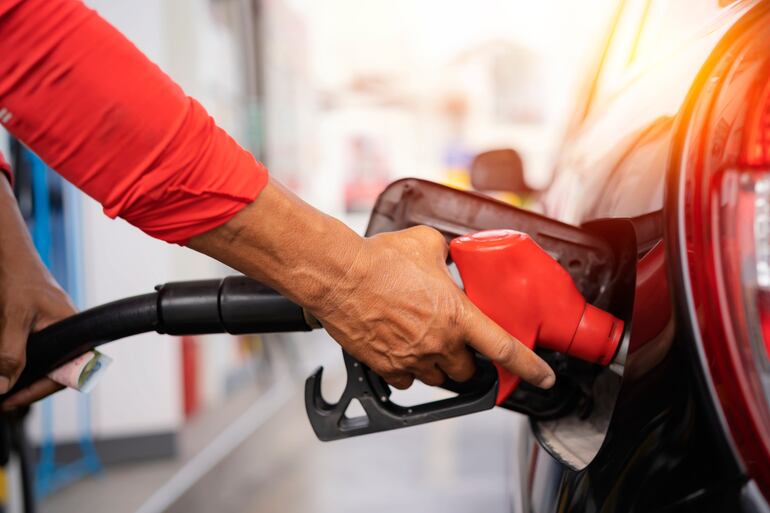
[515,1,770,512]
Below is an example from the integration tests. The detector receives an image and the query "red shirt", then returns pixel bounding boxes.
[0,0,268,243]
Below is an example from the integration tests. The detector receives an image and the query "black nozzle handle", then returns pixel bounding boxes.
[305,351,498,441]
[5,276,314,398]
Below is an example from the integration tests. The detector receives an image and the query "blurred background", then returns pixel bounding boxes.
[0,1,617,511]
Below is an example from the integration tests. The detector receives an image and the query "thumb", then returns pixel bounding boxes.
[32,289,77,332]
[460,299,555,389]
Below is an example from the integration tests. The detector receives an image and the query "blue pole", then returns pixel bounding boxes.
[21,148,103,500]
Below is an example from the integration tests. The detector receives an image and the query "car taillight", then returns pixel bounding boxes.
[675,23,770,501]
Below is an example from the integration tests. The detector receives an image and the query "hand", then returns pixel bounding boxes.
[189,180,555,391]
[312,226,555,389]
[0,177,75,409]
[0,273,75,410]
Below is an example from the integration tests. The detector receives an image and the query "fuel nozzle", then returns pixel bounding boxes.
[450,230,623,404]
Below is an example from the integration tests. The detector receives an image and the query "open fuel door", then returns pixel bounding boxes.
[304,178,636,441]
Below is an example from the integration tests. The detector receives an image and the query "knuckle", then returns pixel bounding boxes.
[493,337,518,365]
[419,372,443,387]
[384,353,414,374]
[454,299,472,331]
[402,354,420,370]
[385,374,413,390]
[423,338,445,358]
[429,234,449,254]
[412,225,434,237]
[374,361,398,377]
[0,354,25,377]
[453,361,476,382]
[415,226,446,247]
[40,288,76,315]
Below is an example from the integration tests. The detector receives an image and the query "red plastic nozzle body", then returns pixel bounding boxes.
[450,230,623,404]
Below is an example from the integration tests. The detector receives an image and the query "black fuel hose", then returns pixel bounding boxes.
[5,276,315,398]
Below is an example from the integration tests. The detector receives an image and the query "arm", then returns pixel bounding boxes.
[0,0,555,395]
[0,0,267,243]
[188,179,555,390]
[0,174,75,400]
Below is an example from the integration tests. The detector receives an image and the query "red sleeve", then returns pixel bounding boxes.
[0,150,10,185]
[0,0,268,244]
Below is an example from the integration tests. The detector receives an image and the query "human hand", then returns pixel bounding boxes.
[0,177,75,409]
[0,273,75,409]
[189,180,555,392]
[311,226,555,390]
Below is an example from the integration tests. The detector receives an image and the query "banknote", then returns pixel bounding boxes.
[48,350,113,393]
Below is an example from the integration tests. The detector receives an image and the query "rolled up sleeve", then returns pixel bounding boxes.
[0,0,268,244]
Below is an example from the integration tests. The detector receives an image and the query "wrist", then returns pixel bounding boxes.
[0,176,41,270]
[187,179,365,311]
[0,177,60,299]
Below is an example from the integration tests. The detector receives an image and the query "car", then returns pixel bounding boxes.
[361,0,770,510]
[9,3,770,512]
[506,0,770,511]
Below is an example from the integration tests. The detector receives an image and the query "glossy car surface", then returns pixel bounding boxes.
[519,1,770,512]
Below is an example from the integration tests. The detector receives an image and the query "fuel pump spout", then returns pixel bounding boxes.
[450,230,623,404]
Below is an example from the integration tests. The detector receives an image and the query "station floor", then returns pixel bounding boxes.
[40,341,525,513]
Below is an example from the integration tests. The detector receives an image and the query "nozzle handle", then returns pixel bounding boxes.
[304,351,498,441]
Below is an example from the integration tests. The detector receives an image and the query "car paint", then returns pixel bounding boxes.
[520,1,769,512]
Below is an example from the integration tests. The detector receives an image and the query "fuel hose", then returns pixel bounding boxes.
[5,276,315,398]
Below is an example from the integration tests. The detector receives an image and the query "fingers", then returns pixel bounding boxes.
[322,223,553,394]
[382,372,414,390]
[0,317,28,394]
[413,362,447,387]
[408,225,448,261]
[437,348,476,382]
[384,366,446,388]
[461,299,555,389]
[2,378,63,411]
[33,288,77,331]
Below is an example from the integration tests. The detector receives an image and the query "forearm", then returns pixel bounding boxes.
[0,175,42,273]
[0,0,267,244]
[188,179,364,314]
[0,173,77,398]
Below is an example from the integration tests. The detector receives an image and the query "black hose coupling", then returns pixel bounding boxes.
[156,276,315,335]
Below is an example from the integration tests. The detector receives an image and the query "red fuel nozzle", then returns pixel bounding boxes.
[450,230,623,404]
